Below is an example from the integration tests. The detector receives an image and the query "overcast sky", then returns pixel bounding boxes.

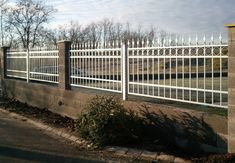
[18,0,235,35]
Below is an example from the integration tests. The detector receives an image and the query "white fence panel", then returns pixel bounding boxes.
[6,47,59,83]
[6,49,27,79]
[70,42,122,93]
[128,35,228,108]
[29,47,59,83]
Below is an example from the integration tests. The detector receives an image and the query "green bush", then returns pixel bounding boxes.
[75,96,143,146]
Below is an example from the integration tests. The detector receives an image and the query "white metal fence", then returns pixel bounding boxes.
[128,37,228,108]
[6,47,59,83]
[70,42,122,92]
[70,35,228,108]
[5,35,228,108]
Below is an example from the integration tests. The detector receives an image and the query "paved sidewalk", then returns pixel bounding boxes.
[0,109,108,163]
[0,108,190,163]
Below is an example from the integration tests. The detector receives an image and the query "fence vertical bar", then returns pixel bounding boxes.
[26,49,30,83]
[122,42,128,100]
[225,24,235,153]
[219,35,223,106]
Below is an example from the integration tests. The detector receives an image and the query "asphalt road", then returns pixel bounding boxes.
[0,111,105,163]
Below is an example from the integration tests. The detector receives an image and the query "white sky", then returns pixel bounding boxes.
[12,0,235,35]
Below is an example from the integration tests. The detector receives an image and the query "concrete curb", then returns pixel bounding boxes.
[0,108,191,163]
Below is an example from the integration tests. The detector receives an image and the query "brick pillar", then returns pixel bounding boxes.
[1,46,10,79]
[225,24,235,153]
[58,41,71,90]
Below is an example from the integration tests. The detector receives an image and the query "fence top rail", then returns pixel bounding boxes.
[7,45,58,53]
[7,49,27,53]
[29,50,59,54]
[7,51,59,57]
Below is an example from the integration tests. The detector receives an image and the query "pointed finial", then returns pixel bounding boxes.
[163,38,166,46]
[141,39,144,47]
[127,40,130,47]
[157,38,160,46]
[203,35,206,44]
[147,39,149,47]
[181,37,184,45]
[132,38,135,48]
[137,39,140,47]
[87,41,90,49]
[112,40,115,48]
[219,33,222,44]
[116,40,119,48]
[211,33,214,44]
[71,44,74,50]
[169,37,172,46]
[104,41,107,48]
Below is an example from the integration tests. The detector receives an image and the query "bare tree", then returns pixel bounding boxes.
[57,24,68,41]
[40,18,163,49]
[67,21,83,43]
[4,27,19,48]
[0,0,8,46]
[83,22,102,47]
[41,29,58,46]
[54,21,84,44]
[5,0,56,49]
